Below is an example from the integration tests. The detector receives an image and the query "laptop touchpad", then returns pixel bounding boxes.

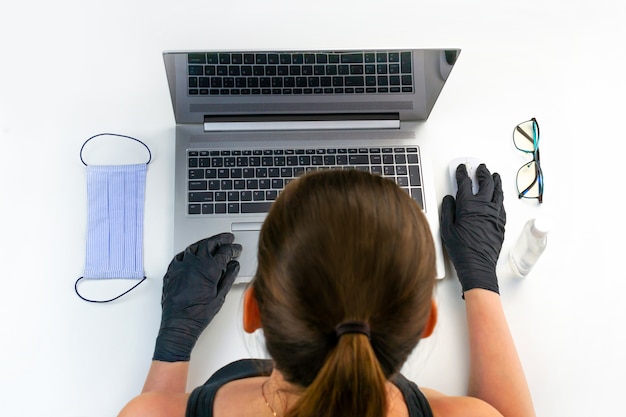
[231,223,262,285]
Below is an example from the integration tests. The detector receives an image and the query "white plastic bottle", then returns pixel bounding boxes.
[508,217,551,278]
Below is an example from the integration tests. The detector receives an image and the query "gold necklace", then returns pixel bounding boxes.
[261,380,278,417]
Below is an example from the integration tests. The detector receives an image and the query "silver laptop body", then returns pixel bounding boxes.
[164,48,460,283]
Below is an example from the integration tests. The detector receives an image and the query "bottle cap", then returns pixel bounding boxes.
[531,217,552,238]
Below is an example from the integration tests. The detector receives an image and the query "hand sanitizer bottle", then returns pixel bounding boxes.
[508,217,551,278]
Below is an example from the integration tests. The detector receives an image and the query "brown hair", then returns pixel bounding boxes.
[253,169,436,417]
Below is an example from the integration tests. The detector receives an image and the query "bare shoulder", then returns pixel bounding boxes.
[117,392,189,417]
[213,377,268,416]
[421,388,504,417]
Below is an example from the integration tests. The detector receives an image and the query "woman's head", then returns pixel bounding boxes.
[249,169,437,417]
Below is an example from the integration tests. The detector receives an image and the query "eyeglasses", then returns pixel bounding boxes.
[513,118,543,203]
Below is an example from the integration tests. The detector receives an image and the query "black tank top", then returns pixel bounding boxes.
[186,359,433,417]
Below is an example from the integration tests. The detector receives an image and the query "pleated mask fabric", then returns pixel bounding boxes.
[83,163,147,280]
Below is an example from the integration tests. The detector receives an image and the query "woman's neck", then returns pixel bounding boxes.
[260,369,408,417]
[261,370,303,416]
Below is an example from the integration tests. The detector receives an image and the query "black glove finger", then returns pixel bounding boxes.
[213,243,243,269]
[188,233,235,259]
[492,172,504,206]
[492,173,506,228]
[440,195,457,248]
[455,164,474,200]
[475,164,494,200]
[186,240,203,256]
[440,195,456,227]
[172,248,186,263]
[216,260,240,299]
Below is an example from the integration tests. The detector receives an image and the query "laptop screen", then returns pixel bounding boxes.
[164,48,460,124]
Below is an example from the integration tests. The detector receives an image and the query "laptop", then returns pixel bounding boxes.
[163,48,460,283]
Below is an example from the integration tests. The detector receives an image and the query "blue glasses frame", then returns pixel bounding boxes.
[513,117,543,203]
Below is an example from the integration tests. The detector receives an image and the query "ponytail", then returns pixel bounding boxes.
[287,333,387,417]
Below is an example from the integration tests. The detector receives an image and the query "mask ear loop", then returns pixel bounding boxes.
[80,133,152,166]
[75,133,151,303]
[74,276,148,303]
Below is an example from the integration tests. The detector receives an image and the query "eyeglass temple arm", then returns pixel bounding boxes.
[516,125,534,145]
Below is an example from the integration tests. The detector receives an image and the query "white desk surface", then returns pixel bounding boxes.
[1,1,625,415]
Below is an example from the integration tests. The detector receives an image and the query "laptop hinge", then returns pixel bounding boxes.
[203,113,400,132]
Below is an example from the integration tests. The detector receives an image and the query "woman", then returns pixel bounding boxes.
[119,166,535,417]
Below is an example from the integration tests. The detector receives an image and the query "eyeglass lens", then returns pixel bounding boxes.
[516,160,542,199]
[513,119,539,153]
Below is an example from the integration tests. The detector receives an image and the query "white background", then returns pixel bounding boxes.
[1,1,625,416]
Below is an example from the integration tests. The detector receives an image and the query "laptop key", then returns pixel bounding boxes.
[410,188,423,209]
[189,180,208,190]
[341,53,364,63]
[268,168,280,177]
[188,53,206,64]
[409,165,421,186]
[345,76,365,86]
[241,202,273,213]
[189,192,213,202]
[188,169,204,179]
[348,155,369,165]
[401,52,412,73]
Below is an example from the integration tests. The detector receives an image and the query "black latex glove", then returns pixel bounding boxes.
[153,233,242,362]
[440,164,506,296]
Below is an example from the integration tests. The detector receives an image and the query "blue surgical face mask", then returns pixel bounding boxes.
[75,134,151,303]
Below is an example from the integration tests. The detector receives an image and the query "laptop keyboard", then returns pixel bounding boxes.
[187,51,414,96]
[187,147,424,216]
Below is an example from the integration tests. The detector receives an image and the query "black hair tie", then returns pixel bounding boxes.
[335,320,371,339]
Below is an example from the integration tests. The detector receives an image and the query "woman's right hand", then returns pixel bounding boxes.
[440,164,506,296]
